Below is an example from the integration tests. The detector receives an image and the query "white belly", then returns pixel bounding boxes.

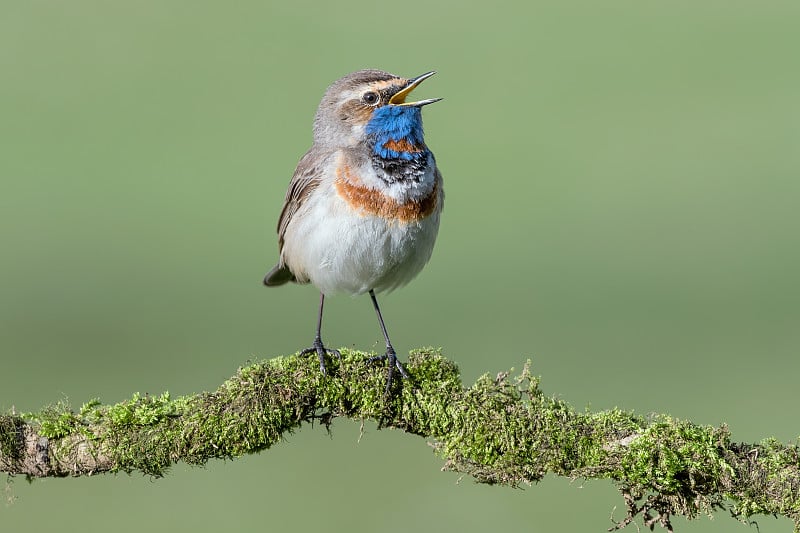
[281,180,441,295]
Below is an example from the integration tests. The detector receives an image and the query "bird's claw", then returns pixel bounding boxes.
[368,348,409,393]
[301,337,340,375]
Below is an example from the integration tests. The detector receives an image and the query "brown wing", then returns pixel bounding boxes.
[264,149,327,287]
[276,148,326,252]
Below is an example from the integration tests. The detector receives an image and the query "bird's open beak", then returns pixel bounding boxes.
[389,71,442,107]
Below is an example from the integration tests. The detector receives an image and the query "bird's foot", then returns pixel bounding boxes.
[300,337,340,375]
[367,347,410,393]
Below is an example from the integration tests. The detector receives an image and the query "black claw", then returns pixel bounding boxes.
[301,337,339,375]
[368,347,410,393]
[364,290,408,394]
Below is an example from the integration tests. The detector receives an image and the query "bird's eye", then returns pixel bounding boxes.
[362,91,379,106]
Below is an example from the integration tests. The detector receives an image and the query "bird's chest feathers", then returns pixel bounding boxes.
[334,163,438,224]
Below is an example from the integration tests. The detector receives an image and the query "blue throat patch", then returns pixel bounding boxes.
[366,105,428,161]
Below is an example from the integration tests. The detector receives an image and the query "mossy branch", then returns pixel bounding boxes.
[1,349,799,531]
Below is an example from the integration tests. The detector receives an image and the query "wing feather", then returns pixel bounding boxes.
[264,149,327,287]
[276,148,325,251]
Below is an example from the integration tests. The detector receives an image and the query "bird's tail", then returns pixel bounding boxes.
[263,264,295,286]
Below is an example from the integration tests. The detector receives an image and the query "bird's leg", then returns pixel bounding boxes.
[300,292,340,374]
[366,289,410,392]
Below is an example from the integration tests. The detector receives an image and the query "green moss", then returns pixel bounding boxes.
[432,360,593,485]
[0,414,24,461]
[75,349,378,476]
[618,418,729,492]
[725,437,800,526]
[94,392,193,476]
[26,401,82,440]
[607,417,733,522]
[102,392,189,426]
[7,348,800,530]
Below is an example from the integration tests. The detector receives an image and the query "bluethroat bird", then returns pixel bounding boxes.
[263,69,443,389]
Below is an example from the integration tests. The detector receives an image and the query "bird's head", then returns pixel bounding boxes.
[312,69,441,152]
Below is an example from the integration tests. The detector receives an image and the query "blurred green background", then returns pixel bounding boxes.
[2,1,799,531]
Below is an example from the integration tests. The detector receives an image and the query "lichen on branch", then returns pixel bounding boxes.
[1,349,799,531]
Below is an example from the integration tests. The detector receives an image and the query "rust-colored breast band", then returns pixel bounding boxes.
[383,138,425,153]
[335,165,438,223]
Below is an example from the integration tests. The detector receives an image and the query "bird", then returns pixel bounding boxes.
[263,69,443,390]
